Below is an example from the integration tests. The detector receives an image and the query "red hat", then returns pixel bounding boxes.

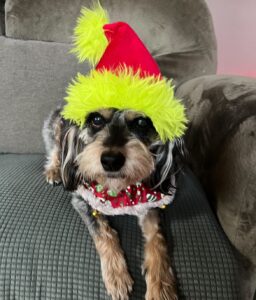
[96,22,161,78]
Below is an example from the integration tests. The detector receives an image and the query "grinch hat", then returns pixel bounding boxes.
[61,4,187,141]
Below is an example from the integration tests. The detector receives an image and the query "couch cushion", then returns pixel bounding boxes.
[5,0,217,83]
[176,75,256,269]
[0,37,89,153]
[0,154,241,299]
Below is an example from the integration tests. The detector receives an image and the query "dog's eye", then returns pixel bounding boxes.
[135,117,148,128]
[128,116,156,142]
[92,115,105,128]
[133,117,151,130]
[87,113,106,130]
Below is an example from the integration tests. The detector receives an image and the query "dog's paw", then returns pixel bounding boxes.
[104,268,133,300]
[144,266,178,300]
[145,282,178,300]
[44,168,62,185]
[99,242,133,300]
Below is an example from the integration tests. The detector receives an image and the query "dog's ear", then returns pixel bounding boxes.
[61,126,83,191]
[149,137,187,194]
[173,137,188,166]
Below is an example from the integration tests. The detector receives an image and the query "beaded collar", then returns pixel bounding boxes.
[76,179,176,216]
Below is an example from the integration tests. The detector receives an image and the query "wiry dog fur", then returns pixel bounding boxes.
[43,107,185,300]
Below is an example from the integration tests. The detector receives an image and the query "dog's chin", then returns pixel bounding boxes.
[105,172,126,179]
[92,172,144,193]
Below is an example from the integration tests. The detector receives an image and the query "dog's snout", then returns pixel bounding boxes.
[101,151,125,172]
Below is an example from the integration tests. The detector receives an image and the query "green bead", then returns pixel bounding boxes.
[107,190,117,197]
[96,184,103,192]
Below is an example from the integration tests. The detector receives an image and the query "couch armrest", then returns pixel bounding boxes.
[176,75,256,298]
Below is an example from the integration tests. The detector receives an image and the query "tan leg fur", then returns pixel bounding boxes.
[44,118,62,184]
[139,209,178,300]
[44,146,61,184]
[93,216,134,300]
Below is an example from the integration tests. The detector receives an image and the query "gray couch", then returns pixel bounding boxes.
[0,0,255,299]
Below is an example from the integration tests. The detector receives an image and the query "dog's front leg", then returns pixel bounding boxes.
[72,194,133,300]
[44,145,62,184]
[139,209,178,300]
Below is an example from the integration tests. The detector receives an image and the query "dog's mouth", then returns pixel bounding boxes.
[105,171,126,179]
[92,169,143,193]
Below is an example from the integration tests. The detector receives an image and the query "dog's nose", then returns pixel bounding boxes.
[101,151,125,172]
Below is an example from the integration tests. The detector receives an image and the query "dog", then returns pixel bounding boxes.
[43,106,185,300]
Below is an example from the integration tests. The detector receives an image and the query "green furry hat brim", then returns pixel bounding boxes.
[61,68,187,142]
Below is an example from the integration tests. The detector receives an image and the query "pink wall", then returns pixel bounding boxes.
[206,0,256,77]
